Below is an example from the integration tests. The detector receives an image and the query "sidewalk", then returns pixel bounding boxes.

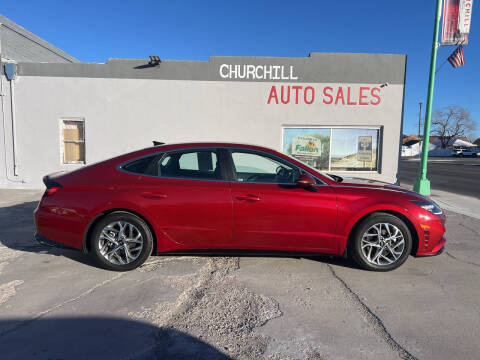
[400,182,480,220]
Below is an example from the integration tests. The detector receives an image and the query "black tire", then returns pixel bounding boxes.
[90,211,153,271]
[349,212,412,271]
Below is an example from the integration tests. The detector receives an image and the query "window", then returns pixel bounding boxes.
[61,119,85,164]
[122,155,157,175]
[283,127,380,172]
[158,150,220,180]
[231,151,300,184]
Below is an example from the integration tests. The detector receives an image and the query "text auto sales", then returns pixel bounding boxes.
[219,64,382,106]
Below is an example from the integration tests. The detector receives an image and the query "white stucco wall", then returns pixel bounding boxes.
[0,72,404,189]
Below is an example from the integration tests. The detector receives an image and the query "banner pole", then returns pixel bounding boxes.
[413,0,443,196]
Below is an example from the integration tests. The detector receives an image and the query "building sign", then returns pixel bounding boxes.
[217,63,384,106]
[442,0,473,45]
[219,64,298,80]
[266,85,382,106]
[292,136,322,157]
[357,136,373,162]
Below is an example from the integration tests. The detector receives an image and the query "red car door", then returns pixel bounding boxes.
[229,150,337,252]
[133,148,233,249]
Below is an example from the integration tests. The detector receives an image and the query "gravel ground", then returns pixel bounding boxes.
[0,190,479,359]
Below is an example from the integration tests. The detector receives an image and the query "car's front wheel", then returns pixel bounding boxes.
[90,212,153,271]
[349,213,412,271]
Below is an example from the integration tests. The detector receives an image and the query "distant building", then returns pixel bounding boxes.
[402,134,419,145]
[429,136,470,149]
[401,134,477,158]
[0,14,79,63]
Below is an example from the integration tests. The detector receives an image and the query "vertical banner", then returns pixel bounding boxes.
[459,0,474,33]
[442,0,473,44]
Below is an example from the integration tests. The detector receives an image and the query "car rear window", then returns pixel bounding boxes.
[122,155,157,175]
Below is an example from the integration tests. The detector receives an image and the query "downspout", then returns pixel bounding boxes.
[6,63,18,176]
[0,23,24,183]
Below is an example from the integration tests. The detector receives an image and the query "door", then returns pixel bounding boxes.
[133,148,233,248]
[229,150,337,251]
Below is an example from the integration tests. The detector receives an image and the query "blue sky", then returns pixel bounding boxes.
[1,0,478,138]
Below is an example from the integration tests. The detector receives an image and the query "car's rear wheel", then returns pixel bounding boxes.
[349,213,412,271]
[90,212,153,271]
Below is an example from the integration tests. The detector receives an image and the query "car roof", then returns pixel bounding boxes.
[150,141,273,149]
[143,142,279,154]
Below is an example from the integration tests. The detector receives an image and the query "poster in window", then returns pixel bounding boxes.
[291,136,322,157]
[357,136,372,162]
[283,128,330,171]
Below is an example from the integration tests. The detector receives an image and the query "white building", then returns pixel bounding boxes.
[0,16,407,189]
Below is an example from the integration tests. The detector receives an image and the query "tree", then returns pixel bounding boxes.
[431,105,477,148]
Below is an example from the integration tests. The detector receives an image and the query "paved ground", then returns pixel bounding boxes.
[399,158,480,198]
[0,190,479,359]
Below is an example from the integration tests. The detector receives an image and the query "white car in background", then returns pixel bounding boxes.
[452,148,479,157]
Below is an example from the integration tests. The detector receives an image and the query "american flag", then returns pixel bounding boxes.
[447,46,466,68]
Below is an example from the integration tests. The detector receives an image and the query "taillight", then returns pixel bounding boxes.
[43,175,62,196]
[45,186,61,196]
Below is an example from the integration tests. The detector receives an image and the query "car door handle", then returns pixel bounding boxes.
[141,192,167,199]
[236,194,261,202]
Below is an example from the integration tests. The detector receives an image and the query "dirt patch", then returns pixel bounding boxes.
[0,280,23,306]
[130,257,282,359]
[0,244,24,307]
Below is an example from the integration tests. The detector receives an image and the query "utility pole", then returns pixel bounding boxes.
[413,0,442,196]
[418,102,423,138]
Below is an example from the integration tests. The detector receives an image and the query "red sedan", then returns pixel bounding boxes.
[34,142,446,271]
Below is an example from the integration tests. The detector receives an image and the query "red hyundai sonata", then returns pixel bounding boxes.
[34,142,446,271]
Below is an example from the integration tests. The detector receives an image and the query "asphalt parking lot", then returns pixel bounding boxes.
[0,190,479,360]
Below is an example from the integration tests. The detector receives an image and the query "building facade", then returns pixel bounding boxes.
[1,52,406,189]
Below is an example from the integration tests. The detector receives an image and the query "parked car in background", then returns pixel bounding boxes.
[34,142,446,272]
[452,148,479,157]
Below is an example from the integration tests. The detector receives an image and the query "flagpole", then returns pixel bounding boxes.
[435,58,448,73]
[413,0,443,196]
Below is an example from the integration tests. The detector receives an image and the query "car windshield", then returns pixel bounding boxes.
[282,152,339,182]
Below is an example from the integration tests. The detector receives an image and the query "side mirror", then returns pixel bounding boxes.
[296,173,317,190]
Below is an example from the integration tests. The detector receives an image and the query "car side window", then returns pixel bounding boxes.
[231,151,300,184]
[158,150,221,180]
[122,155,157,175]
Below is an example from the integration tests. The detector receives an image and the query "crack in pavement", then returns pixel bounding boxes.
[445,251,480,268]
[327,264,417,360]
[457,222,480,237]
[0,272,125,338]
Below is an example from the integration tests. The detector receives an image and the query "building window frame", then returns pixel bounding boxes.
[60,118,86,165]
[281,125,382,173]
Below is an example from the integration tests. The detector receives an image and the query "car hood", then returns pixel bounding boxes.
[332,177,416,194]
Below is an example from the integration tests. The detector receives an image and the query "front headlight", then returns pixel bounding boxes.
[410,200,443,215]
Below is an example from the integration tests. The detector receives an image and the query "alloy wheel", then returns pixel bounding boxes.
[98,221,144,265]
[360,223,405,266]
